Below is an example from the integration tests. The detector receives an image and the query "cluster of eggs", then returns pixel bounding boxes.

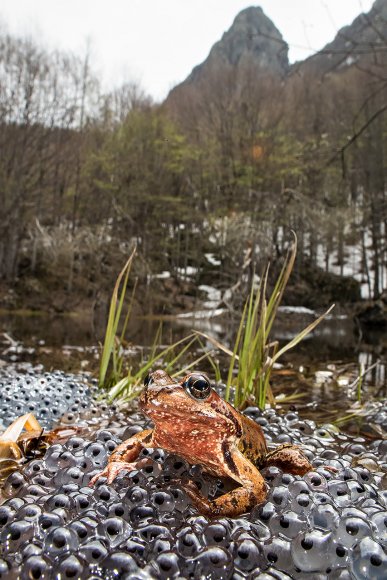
[0,371,93,429]
[0,374,386,578]
[364,402,387,434]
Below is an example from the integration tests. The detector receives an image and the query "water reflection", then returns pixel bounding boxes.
[0,309,386,436]
[0,308,385,366]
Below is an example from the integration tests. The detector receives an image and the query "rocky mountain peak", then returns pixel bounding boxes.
[167,1,387,106]
[174,5,289,90]
[218,6,289,72]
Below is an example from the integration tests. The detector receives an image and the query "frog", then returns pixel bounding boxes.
[90,370,314,517]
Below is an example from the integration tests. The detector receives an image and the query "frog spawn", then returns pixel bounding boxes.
[0,371,94,429]
[0,391,386,578]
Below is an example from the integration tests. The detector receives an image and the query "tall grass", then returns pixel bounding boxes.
[198,234,334,409]
[229,235,334,408]
[99,251,218,402]
[99,249,136,389]
[100,235,333,408]
[106,331,209,402]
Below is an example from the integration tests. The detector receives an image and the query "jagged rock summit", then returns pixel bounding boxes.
[173,6,289,91]
[167,0,387,100]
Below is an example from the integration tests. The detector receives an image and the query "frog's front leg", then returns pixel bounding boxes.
[265,443,313,475]
[89,429,154,485]
[180,451,267,518]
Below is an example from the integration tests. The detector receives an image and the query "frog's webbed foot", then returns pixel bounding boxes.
[173,448,269,517]
[89,428,154,487]
[89,460,139,485]
[323,465,338,474]
[265,443,313,476]
[176,475,267,518]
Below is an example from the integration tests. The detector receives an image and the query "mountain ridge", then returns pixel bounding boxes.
[167,0,387,100]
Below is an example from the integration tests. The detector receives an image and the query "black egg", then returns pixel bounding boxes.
[233,538,262,571]
[21,555,50,580]
[96,517,131,548]
[138,523,172,542]
[56,554,85,579]
[84,442,108,468]
[150,490,175,512]
[43,526,79,558]
[79,540,108,564]
[203,522,231,547]
[153,551,181,578]
[176,527,202,556]
[3,471,28,496]
[99,552,139,576]
[18,504,42,522]
[37,512,64,537]
[1,519,34,552]
[192,546,232,579]
[0,505,16,528]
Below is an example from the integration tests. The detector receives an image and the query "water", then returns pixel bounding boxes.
[0,308,385,435]
[0,310,385,580]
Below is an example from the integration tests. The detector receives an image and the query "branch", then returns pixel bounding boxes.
[327,103,387,166]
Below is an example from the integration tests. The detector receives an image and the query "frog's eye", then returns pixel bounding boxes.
[144,373,153,387]
[183,373,211,400]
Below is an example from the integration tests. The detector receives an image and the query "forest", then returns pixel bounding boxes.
[1,11,387,316]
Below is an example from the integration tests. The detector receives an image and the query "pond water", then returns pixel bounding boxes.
[0,308,386,437]
[0,305,387,579]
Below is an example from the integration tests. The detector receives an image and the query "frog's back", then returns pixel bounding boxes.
[237,413,268,468]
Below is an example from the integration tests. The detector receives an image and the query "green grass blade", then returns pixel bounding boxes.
[165,337,199,373]
[171,349,216,377]
[150,322,163,362]
[132,333,197,380]
[271,304,335,364]
[266,233,297,338]
[119,277,138,345]
[99,248,136,387]
[226,300,247,402]
[357,363,364,403]
[193,331,238,359]
[224,232,332,410]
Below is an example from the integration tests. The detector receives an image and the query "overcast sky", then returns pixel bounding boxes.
[0,0,375,100]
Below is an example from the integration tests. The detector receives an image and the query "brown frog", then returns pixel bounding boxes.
[90,370,313,517]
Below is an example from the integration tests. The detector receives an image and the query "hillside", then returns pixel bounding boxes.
[1,1,387,313]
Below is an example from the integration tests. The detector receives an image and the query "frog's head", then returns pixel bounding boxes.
[140,370,241,436]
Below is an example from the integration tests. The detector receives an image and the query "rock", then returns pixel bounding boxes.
[167,6,288,102]
[191,6,289,78]
[285,265,361,308]
[355,300,387,328]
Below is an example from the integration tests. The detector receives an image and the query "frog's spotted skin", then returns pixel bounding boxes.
[90,370,313,516]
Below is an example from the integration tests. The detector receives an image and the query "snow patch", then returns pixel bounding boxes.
[175,308,226,319]
[153,271,171,279]
[278,305,316,316]
[205,253,221,266]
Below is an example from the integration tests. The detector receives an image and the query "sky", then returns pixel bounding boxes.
[0,0,375,101]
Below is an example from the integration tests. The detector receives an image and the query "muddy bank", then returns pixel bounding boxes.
[1,254,363,318]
